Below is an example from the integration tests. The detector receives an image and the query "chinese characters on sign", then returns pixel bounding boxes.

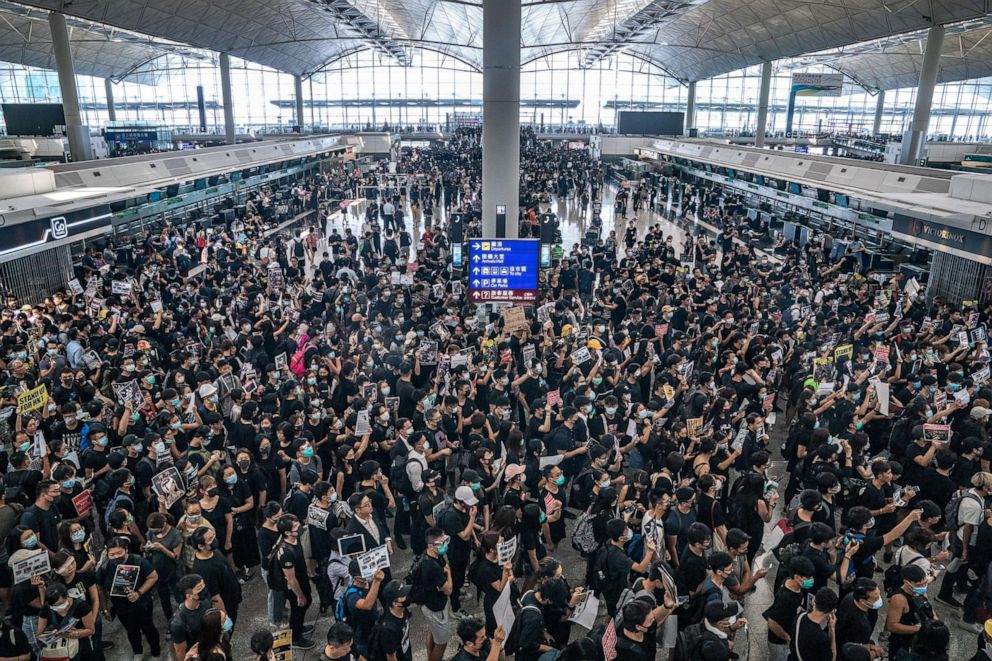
[469,239,539,304]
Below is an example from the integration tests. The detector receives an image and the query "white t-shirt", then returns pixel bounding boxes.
[956,489,985,544]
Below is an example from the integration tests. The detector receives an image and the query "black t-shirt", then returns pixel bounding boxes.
[418,554,449,612]
[276,541,309,592]
[0,625,31,658]
[603,545,634,602]
[169,601,212,645]
[377,610,411,661]
[679,549,708,594]
[440,507,471,559]
[836,593,878,648]
[764,585,805,645]
[790,613,832,661]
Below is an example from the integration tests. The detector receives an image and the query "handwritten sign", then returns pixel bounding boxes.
[16,384,48,414]
[307,505,330,530]
[501,306,527,333]
[71,491,93,518]
[546,389,561,407]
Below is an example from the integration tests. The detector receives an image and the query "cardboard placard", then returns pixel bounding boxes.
[546,389,561,407]
[272,629,293,661]
[67,278,84,296]
[655,323,669,338]
[16,384,48,414]
[71,490,93,518]
[501,306,527,333]
[687,417,703,437]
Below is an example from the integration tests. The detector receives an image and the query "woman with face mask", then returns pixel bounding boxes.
[97,537,161,658]
[197,476,234,562]
[183,608,233,661]
[538,465,567,551]
[219,462,260,582]
[36,582,96,661]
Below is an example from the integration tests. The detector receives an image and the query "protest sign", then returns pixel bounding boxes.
[357,544,390,579]
[655,323,669,338]
[274,353,287,370]
[538,454,564,470]
[494,583,515,646]
[687,417,703,437]
[71,491,93,518]
[571,347,592,365]
[355,411,371,436]
[418,340,438,364]
[362,383,378,403]
[110,564,140,596]
[501,306,527,333]
[67,278,84,296]
[12,549,50,584]
[151,467,185,509]
[543,492,560,514]
[546,389,561,407]
[111,280,131,295]
[307,505,331,530]
[272,629,293,661]
[497,537,517,565]
[923,424,952,445]
[569,592,600,630]
[111,380,143,410]
[16,384,48,414]
[834,344,853,362]
[522,344,536,366]
[973,366,991,385]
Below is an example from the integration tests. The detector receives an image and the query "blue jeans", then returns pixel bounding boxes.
[261,568,287,623]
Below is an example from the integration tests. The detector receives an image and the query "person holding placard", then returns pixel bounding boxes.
[96,537,160,659]
[451,616,505,661]
[36,582,95,661]
[413,528,454,661]
[473,531,515,637]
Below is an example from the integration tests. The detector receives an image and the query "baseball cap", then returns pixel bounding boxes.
[971,406,992,420]
[382,580,411,603]
[703,601,739,624]
[455,485,478,506]
[504,464,526,481]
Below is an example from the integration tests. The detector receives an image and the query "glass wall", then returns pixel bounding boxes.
[0,46,990,140]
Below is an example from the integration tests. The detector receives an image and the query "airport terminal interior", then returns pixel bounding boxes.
[3,1,992,660]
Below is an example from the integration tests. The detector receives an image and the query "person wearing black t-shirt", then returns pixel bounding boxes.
[321,622,355,661]
[835,578,884,657]
[599,518,657,618]
[765,556,815,661]
[417,527,453,661]
[451,616,505,661]
[170,573,215,661]
[790,587,837,661]
[376,580,413,661]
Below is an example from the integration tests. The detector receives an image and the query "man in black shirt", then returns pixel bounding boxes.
[764,556,815,661]
[417,528,453,661]
[376,580,413,661]
[790,587,837,661]
[170,573,216,660]
[677,523,713,600]
[835,578,884,657]
[439,486,478,615]
[451,616,504,661]
[321,622,355,661]
[599,518,657,617]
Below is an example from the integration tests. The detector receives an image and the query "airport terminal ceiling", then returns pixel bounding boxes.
[0,0,989,85]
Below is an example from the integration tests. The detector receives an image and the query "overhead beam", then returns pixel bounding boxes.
[308,0,410,66]
[582,0,707,69]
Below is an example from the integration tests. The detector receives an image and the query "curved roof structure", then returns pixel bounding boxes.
[0,0,990,89]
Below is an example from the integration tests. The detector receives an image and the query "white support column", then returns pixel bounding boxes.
[294,75,305,133]
[219,52,236,145]
[902,26,945,165]
[872,90,885,136]
[482,0,521,238]
[754,61,772,149]
[685,81,696,135]
[104,78,116,123]
[49,11,92,161]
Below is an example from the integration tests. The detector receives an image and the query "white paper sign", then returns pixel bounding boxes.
[875,381,890,416]
[497,536,517,565]
[67,279,84,296]
[12,549,50,584]
[356,543,390,579]
[571,347,592,366]
[493,582,516,645]
[355,410,371,436]
[568,592,600,630]
[538,454,565,469]
[150,300,163,313]
[307,504,330,530]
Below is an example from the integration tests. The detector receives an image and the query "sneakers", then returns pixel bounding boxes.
[935,594,962,609]
[452,609,471,620]
[960,621,983,634]
[292,638,316,650]
[302,624,316,636]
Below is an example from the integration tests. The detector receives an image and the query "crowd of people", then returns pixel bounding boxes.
[0,127,990,661]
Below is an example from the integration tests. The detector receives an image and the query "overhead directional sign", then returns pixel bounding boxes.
[468,238,539,303]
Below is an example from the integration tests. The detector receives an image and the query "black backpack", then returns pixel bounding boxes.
[405,555,428,605]
[673,623,706,661]
[265,542,288,592]
[504,597,540,657]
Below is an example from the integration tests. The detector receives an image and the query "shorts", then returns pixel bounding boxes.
[421,604,451,644]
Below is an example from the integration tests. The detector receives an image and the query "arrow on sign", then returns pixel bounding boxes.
[471,243,480,250]
[472,280,480,287]
[472,255,480,262]
[472,268,480,274]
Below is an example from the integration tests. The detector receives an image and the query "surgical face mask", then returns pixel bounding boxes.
[599,478,611,489]
[153,441,166,455]
[307,377,317,386]
[302,447,315,459]
[23,535,37,549]
[555,475,565,486]
[382,386,391,396]
[801,578,814,589]
[96,436,108,448]
[912,382,921,389]
[62,478,77,490]
[18,441,31,452]
[539,513,547,524]
[871,597,883,609]
[70,530,86,544]
[436,543,449,555]
[222,616,233,634]
[639,409,651,419]
[224,474,238,485]
[64,416,76,425]
[912,585,927,596]
[605,406,617,415]
[145,375,156,386]
[867,517,876,529]
[210,394,219,404]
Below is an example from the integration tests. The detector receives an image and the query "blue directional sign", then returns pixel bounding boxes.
[468,238,540,303]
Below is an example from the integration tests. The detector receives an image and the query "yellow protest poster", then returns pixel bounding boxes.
[16,385,47,414]
[272,629,293,661]
[834,344,853,362]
